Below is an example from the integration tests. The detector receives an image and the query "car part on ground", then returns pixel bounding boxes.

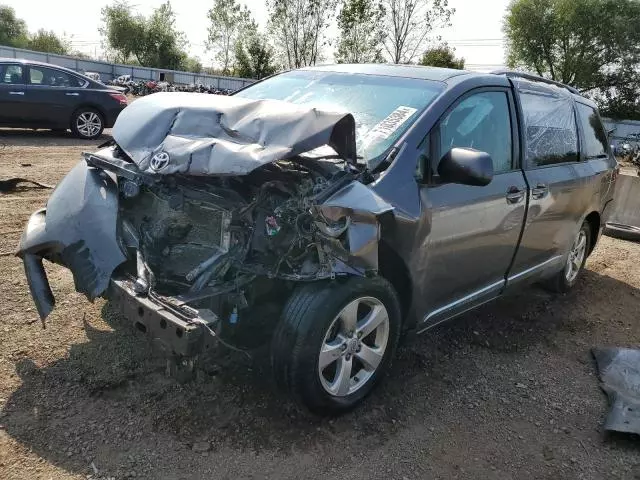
[593,347,640,435]
[604,171,640,242]
[0,177,53,193]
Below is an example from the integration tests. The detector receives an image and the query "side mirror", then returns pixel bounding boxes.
[437,147,494,186]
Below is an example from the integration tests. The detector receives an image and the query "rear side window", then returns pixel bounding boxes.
[0,64,24,84]
[519,88,578,167]
[576,103,608,159]
[28,66,84,88]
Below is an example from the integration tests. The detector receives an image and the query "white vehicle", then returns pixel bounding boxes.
[84,72,102,83]
[115,74,132,84]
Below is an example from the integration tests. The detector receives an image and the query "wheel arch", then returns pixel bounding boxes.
[584,211,601,255]
[377,240,413,328]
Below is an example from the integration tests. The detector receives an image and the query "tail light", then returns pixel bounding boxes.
[109,93,128,105]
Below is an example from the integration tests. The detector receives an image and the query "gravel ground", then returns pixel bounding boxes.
[1,129,640,480]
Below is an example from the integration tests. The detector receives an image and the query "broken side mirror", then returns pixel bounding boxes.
[437,147,494,187]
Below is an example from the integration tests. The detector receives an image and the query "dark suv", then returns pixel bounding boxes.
[0,58,128,138]
[17,65,617,413]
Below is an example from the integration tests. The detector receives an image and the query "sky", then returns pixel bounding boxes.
[2,0,510,71]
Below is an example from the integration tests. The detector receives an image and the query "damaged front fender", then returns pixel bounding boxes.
[17,160,126,320]
[316,181,394,274]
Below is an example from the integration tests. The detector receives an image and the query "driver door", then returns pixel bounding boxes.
[417,88,528,328]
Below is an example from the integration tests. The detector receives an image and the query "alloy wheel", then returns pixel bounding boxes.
[318,296,390,397]
[76,112,102,138]
[565,229,587,282]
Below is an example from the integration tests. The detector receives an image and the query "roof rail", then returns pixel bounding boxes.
[491,70,581,95]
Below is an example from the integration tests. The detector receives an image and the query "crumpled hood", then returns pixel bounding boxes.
[112,92,357,176]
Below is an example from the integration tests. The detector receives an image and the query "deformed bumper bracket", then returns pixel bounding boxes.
[108,279,219,357]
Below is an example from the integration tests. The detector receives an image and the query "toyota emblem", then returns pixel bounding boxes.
[150,151,170,171]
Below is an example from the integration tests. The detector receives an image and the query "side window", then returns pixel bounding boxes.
[576,103,608,159]
[519,90,578,167]
[436,91,513,175]
[28,67,83,87]
[0,65,24,84]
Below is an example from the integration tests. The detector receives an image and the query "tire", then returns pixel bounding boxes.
[545,221,591,293]
[271,276,402,414]
[71,108,104,140]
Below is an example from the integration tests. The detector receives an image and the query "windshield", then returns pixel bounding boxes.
[235,70,443,166]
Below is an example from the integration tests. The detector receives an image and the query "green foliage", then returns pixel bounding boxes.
[101,1,188,70]
[183,57,203,73]
[235,34,278,79]
[207,0,253,73]
[504,0,640,118]
[28,29,70,55]
[268,0,337,69]
[335,0,386,63]
[419,44,464,69]
[382,0,454,64]
[0,5,29,48]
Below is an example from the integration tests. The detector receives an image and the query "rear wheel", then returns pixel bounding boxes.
[271,277,401,414]
[71,108,104,139]
[545,221,591,293]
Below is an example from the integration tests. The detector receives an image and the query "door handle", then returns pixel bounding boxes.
[65,92,80,96]
[8,91,24,95]
[506,186,525,204]
[531,184,549,199]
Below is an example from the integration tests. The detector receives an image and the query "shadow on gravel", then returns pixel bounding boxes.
[0,128,111,147]
[2,269,639,477]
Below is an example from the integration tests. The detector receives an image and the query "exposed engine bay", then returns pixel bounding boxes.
[116,151,367,297]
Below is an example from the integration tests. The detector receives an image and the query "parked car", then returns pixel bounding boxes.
[17,65,618,413]
[0,58,128,139]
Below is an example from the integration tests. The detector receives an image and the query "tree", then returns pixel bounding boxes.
[419,44,464,69]
[594,65,640,120]
[183,56,203,73]
[142,2,187,70]
[206,0,253,74]
[235,33,278,79]
[101,1,188,70]
[28,29,69,55]
[0,5,29,48]
[504,0,640,94]
[268,0,337,69]
[335,0,386,63]
[381,0,454,64]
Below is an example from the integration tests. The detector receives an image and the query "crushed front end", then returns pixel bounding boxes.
[16,93,393,360]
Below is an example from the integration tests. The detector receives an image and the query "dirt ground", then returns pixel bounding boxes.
[1,129,640,480]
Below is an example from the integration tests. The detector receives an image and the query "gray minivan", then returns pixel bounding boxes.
[17,65,617,413]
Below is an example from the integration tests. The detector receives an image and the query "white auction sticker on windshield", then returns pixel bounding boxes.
[361,106,418,147]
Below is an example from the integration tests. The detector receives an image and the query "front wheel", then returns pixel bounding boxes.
[545,221,591,293]
[271,277,401,414]
[71,108,104,139]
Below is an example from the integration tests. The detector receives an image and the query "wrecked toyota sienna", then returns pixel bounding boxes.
[17,65,617,413]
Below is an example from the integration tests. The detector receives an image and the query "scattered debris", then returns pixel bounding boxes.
[0,178,54,193]
[593,347,640,434]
